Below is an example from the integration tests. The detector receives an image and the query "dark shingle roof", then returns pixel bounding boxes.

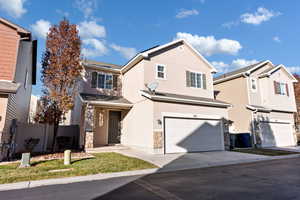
[141,90,231,107]
[214,60,266,81]
[80,93,132,105]
[0,81,20,94]
[83,60,122,70]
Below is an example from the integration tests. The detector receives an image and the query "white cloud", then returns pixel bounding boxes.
[211,61,230,72]
[82,39,108,57]
[241,7,281,25]
[30,19,51,39]
[176,9,199,19]
[231,59,258,68]
[212,59,258,73]
[0,0,27,18]
[74,0,97,19]
[287,66,300,74]
[78,21,106,39]
[273,36,281,43]
[110,44,137,59]
[175,32,242,56]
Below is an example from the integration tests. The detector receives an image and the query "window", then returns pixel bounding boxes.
[91,72,117,90]
[280,83,287,95]
[251,78,257,92]
[186,71,207,89]
[274,81,289,96]
[156,64,166,79]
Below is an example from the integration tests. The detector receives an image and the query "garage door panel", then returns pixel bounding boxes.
[164,117,224,153]
[260,122,295,147]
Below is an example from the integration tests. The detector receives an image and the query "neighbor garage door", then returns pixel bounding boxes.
[164,117,224,153]
[260,121,295,147]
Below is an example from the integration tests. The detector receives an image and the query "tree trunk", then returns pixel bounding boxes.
[51,117,60,152]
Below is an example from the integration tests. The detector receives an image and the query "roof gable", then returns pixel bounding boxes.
[121,39,217,74]
[259,64,298,82]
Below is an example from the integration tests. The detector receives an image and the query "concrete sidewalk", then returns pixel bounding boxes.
[1,150,300,192]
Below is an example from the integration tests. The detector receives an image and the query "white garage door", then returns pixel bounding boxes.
[164,117,224,153]
[260,121,295,147]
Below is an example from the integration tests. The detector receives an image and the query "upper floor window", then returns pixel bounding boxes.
[91,72,117,90]
[186,71,207,89]
[274,81,289,96]
[250,78,257,92]
[156,64,166,79]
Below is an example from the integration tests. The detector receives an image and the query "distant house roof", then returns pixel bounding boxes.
[82,60,122,73]
[140,90,231,108]
[80,93,132,108]
[214,60,269,84]
[0,81,20,94]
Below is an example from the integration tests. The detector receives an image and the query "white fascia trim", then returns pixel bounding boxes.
[182,40,217,73]
[259,118,292,124]
[88,101,132,108]
[246,60,272,74]
[261,64,298,83]
[84,64,121,73]
[246,105,271,112]
[139,90,231,107]
[121,39,217,74]
[161,112,223,120]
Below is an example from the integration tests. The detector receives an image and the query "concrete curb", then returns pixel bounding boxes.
[0,168,159,192]
[1,154,300,192]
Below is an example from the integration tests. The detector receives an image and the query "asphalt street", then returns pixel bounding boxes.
[1,157,300,200]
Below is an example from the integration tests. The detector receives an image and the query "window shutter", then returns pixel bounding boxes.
[274,81,278,94]
[91,72,97,88]
[186,71,191,87]
[286,83,289,96]
[113,75,118,90]
[202,74,207,89]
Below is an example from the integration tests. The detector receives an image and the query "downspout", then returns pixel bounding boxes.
[251,108,258,147]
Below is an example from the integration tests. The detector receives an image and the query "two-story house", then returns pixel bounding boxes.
[0,18,37,160]
[72,39,231,154]
[214,60,298,148]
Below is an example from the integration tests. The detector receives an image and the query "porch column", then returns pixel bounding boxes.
[84,104,95,149]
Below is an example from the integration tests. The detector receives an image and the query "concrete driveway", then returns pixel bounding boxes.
[115,149,269,172]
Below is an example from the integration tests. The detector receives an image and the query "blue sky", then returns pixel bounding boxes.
[1,0,300,96]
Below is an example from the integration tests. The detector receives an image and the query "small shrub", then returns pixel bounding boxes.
[24,138,40,152]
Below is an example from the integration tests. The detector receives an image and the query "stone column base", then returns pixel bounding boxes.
[85,131,94,148]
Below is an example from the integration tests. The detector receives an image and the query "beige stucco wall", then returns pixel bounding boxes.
[121,99,154,150]
[142,43,214,99]
[122,61,145,102]
[214,76,252,133]
[262,68,297,112]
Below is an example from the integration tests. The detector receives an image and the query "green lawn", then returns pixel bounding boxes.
[233,148,300,156]
[0,152,157,184]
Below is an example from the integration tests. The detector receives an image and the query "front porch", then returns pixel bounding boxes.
[80,93,132,149]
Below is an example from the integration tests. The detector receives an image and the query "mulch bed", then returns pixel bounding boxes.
[0,152,94,165]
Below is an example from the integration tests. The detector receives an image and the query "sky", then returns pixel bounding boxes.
[0,0,300,96]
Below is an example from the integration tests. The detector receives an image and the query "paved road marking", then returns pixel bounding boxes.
[134,179,183,200]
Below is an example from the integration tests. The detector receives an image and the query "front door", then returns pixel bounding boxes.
[108,111,121,144]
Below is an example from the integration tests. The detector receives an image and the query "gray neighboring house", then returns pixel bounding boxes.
[0,18,37,160]
[214,60,298,148]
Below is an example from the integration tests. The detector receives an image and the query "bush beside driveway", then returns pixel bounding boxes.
[0,152,157,184]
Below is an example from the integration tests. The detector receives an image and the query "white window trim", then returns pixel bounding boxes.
[279,82,287,95]
[156,64,167,80]
[189,70,203,89]
[250,78,257,92]
[96,72,113,90]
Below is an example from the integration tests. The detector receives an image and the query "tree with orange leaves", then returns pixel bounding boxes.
[293,73,300,128]
[35,19,82,151]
